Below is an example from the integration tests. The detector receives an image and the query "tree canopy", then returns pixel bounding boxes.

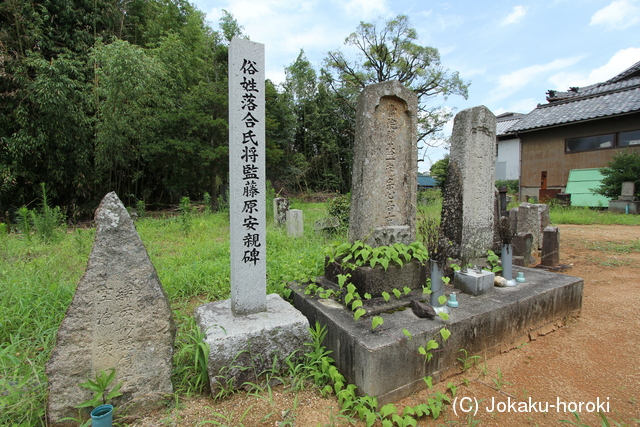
[324,14,469,142]
[0,5,466,218]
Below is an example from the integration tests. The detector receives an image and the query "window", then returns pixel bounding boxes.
[565,129,640,153]
[619,130,640,146]
[566,134,614,152]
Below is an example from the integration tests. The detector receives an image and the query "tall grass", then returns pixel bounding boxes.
[0,200,339,425]
[4,193,637,425]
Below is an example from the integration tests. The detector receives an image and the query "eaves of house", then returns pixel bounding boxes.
[506,60,640,133]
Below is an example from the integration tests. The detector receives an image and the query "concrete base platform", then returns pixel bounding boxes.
[609,199,639,214]
[291,266,582,405]
[195,294,310,396]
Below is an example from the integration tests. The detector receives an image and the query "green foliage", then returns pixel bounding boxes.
[31,183,65,243]
[136,199,147,219]
[495,179,519,194]
[429,156,449,191]
[173,314,211,394]
[326,194,351,227]
[486,250,502,273]
[179,196,194,233]
[77,368,123,408]
[593,149,640,200]
[326,240,428,271]
[325,15,468,141]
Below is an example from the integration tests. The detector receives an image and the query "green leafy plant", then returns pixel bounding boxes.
[486,250,502,273]
[136,199,147,218]
[31,183,65,243]
[327,193,351,227]
[76,368,123,408]
[326,240,428,271]
[179,196,194,233]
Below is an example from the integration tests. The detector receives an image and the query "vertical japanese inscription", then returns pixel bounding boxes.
[229,38,266,315]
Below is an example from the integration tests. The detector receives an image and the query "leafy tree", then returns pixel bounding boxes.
[429,155,449,191]
[593,150,640,199]
[325,14,469,143]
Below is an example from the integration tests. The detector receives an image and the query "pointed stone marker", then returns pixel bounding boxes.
[46,192,175,425]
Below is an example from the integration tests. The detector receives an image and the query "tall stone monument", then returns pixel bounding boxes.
[441,106,496,260]
[46,192,175,425]
[349,80,418,247]
[195,37,309,396]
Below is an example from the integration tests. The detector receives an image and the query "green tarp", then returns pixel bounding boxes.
[565,168,610,207]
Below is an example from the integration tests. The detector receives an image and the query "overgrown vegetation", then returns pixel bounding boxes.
[593,149,640,200]
[3,193,640,426]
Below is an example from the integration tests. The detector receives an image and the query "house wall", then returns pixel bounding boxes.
[496,137,520,181]
[519,113,640,201]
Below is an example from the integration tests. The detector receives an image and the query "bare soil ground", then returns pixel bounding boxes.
[133,225,640,427]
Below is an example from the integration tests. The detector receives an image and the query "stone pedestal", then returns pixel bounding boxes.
[194,294,310,396]
[325,259,427,297]
[454,269,495,296]
[608,200,640,214]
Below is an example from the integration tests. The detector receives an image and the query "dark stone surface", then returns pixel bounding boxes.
[541,226,560,267]
[292,266,583,405]
[513,232,534,266]
[410,300,436,319]
[325,258,428,297]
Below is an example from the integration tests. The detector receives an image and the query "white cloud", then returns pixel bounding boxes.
[548,47,640,89]
[590,0,640,30]
[501,6,528,25]
[340,0,389,20]
[490,57,583,101]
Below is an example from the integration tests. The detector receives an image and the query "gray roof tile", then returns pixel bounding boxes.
[509,60,640,133]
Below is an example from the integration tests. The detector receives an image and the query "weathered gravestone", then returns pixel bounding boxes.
[286,209,304,237]
[441,106,496,260]
[326,80,425,297]
[273,197,289,226]
[516,202,549,250]
[512,232,534,267]
[348,80,418,247]
[195,37,309,396]
[541,226,560,267]
[46,192,175,425]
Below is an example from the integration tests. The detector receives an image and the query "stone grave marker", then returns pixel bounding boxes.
[513,232,534,267]
[609,181,640,213]
[273,197,289,226]
[441,105,496,259]
[286,209,304,237]
[541,226,560,267]
[195,37,309,396]
[46,192,175,425]
[348,80,418,247]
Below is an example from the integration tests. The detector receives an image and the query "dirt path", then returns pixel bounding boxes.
[133,225,640,426]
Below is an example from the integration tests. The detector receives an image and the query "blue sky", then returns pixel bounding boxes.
[191,0,640,172]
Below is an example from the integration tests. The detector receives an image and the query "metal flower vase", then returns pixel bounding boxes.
[501,244,518,287]
[429,259,450,314]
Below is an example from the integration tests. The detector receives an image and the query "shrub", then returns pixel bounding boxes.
[593,149,640,199]
[495,179,519,194]
[327,193,351,226]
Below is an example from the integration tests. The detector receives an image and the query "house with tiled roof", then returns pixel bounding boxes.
[495,112,524,181]
[506,60,640,202]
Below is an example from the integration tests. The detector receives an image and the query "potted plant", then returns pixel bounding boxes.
[76,368,123,427]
